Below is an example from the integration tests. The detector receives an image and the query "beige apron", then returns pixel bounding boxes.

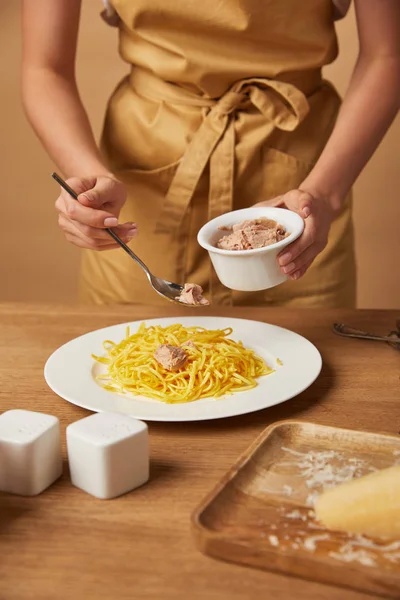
[80,0,356,307]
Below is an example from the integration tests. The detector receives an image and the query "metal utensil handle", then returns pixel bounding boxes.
[51,172,150,276]
[333,323,399,343]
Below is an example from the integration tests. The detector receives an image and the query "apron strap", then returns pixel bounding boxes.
[155,77,310,236]
[208,120,236,305]
[155,91,244,235]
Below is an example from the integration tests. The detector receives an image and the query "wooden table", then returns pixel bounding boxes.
[0,304,399,600]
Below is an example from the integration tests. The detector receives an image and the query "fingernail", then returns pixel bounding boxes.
[127,228,137,237]
[303,206,311,218]
[282,262,295,274]
[291,270,300,280]
[279,252,291,265]
[104,217,119,227]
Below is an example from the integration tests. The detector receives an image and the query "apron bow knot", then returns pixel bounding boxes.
[133,70,317,304]
[155,77,310,236]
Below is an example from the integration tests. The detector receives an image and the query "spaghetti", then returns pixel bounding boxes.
[92,323,273,404]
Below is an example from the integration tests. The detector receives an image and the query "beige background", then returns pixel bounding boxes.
[1,2,398,307]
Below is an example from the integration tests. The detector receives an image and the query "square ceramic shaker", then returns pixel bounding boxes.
[0,409,62,496]
[66,411,149,499]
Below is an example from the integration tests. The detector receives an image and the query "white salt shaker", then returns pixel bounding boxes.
[0,409,62,496]
[66,411,149,499]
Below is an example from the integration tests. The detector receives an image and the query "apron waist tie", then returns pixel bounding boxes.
[129,67,320,303]
[129,67,319,234]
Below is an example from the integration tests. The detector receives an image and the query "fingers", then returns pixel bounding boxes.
[58,214,137,250]
[254,190,312,218]
[278,213,327,279]
[279,216,317,263]
[55,194,118,228]
[290,259,314,281]
[254,189,330,280]
[60,176,120,210]
[56,175,128,222]
[77,177,125,212]
[279,245,318,278]
[55,175,134,251]
[282,189,312,219]
[62,176,97,197]
[64,232,122,251]
[80,221,138,241]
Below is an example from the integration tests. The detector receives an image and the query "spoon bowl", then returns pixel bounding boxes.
[149,275,186,304]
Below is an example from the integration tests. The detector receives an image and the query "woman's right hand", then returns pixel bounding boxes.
[55,175,137,250]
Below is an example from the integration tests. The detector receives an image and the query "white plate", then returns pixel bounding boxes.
[44,317,322,422]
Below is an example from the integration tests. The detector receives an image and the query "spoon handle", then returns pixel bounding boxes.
[51,172,151,277]
[333,323,399,343]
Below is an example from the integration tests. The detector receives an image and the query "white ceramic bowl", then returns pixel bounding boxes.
[197,207,304,292]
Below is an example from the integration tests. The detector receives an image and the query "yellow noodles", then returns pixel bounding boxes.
[92,323,274,404]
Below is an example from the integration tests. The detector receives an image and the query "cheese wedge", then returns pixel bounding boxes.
[314,464,400,540]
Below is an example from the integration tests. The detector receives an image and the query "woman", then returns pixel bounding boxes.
[21,0,400,307]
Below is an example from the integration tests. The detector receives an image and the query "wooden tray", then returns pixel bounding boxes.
[192,421,400,599]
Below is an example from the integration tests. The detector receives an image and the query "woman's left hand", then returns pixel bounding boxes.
[255,189,334,280]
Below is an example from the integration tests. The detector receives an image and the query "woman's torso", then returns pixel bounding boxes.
[79,0,356,308]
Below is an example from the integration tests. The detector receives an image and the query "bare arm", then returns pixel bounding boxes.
[21,0,136,250]
[270,0,400,279]
[301,0,400,212]
[21,0,110,178]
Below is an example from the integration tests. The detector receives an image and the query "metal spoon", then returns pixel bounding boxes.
[52,172,205,306]
[333,323,400,349]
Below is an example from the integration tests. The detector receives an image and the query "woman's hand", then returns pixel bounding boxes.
[55,175,137,250]
[255,189,334,279]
